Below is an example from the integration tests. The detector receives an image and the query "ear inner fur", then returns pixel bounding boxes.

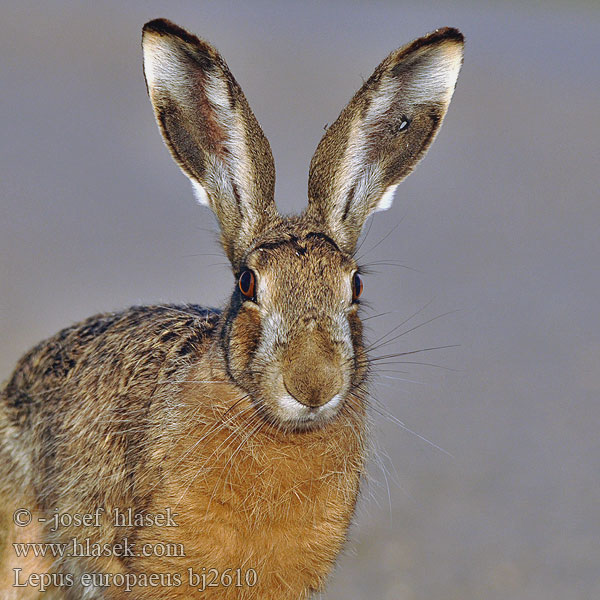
[306,27,464,253]
[142,18,280,269]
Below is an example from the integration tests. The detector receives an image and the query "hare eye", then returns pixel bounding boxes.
[352,272,363,301]
[239,270,256,300]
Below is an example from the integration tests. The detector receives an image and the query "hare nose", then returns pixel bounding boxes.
[282,329,343,408]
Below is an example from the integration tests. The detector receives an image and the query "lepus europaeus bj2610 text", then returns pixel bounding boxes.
[0,18,463,599]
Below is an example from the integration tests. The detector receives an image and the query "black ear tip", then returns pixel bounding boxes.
[430,27,465,46]
[142,18,202,47]
[143,18,175,35]
[397,26,464,59]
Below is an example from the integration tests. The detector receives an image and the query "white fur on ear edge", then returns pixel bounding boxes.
[374,184,398,212]
[191,180,210,206]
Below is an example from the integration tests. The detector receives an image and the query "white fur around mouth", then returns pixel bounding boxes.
[277,393,343,423]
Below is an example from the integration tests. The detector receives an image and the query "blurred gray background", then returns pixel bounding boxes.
[1,1,599,598]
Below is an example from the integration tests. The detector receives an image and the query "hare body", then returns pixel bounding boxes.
[1,303,364,599]
[0,19,463,599]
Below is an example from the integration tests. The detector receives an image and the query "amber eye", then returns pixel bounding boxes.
[352,272,363,301]
[239,270,256,300]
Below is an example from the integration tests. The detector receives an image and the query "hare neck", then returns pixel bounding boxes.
[146,357,367,597]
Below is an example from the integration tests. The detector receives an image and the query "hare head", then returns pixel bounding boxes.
[142,19,463,432]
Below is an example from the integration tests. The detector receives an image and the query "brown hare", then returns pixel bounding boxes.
[0,18,463,599]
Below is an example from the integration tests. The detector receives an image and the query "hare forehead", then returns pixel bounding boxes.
[250,235,354,268]
[250,242,354,288]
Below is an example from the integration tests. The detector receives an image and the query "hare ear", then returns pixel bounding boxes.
[142,19,279,269]
[306,28,464,253]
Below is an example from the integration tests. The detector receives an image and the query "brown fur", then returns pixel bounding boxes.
[0,18,463,599]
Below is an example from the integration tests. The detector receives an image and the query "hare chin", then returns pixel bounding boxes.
[276,392,344,426]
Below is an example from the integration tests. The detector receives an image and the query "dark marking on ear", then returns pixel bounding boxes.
[158,107,208,182]
[391,115,410,135]
[427,106,441,128]
[342,185,356,222]
[194,50,217,73]
[231,181,242,208]
[224,74,238,110]
[160,79,228,161]
[164,36,217,75]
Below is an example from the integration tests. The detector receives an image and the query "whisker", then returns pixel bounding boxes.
[358,389,453,458]
[369,344,460,360]
[180,252,226,258]
[369,360,458,371]
[352,344,460,372]
[370,370,427,381]
[355,220,403,262]
[365,298,436,350]
[375,374,428,384]
[360,260,421,273]
[367,309,460,353]
[352,213,375,255]
[361,311,393,322]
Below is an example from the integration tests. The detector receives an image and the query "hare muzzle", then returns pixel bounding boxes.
[282,323,344,408]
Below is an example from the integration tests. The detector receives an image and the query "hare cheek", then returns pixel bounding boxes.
[227,306,261,383]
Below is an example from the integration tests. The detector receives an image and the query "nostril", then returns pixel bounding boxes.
[300,310,318,324]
